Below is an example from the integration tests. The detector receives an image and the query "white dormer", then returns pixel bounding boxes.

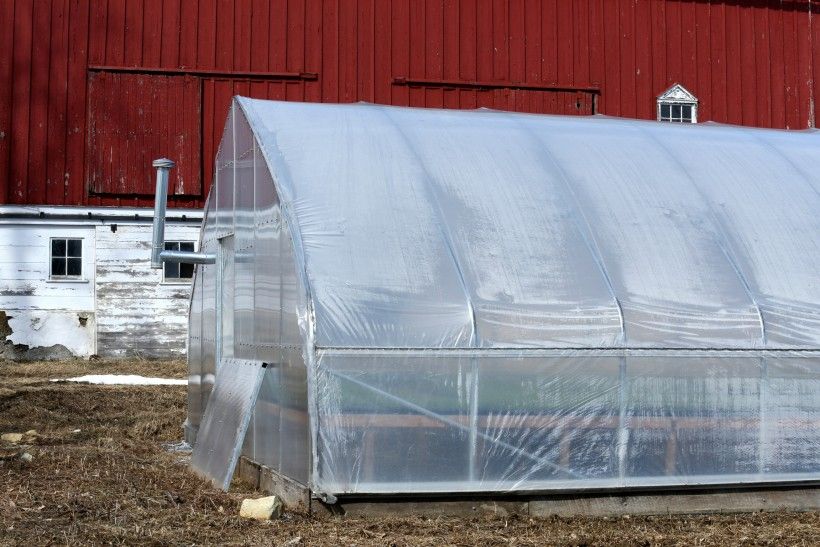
[657,84,698,123]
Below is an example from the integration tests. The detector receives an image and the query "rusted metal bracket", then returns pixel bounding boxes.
[392,77,599,94]
[89,65,319,82]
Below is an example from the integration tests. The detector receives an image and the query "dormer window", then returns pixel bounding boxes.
[657,84,698,123]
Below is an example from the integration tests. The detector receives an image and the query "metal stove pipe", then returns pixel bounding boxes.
[150,158,175,269]
[150,158,215,268]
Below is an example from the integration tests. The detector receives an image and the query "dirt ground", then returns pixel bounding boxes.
[0,359,818,546]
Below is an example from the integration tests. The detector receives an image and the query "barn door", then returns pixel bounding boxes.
[86,71,202,197]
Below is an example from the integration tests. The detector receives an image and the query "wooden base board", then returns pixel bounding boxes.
[236,456,820,518]
[238,457,311,511]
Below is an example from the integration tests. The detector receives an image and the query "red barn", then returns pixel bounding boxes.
[1,0,818,358]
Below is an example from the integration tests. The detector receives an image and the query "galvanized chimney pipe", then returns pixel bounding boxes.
[150,158,175,269]
[150,158,215,269]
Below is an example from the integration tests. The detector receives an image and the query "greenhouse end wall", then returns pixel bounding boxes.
[188,102,312,485]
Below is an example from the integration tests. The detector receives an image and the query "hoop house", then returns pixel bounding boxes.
[187,98,820,498]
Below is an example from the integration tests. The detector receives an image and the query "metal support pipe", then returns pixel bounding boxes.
[160,250,216,265]
[151,158,175,269]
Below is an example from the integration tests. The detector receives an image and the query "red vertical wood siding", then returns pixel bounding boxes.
[1,0,818,208]
[86,72,201,196]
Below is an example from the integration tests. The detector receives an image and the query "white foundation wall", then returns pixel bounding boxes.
[0,211,201,359]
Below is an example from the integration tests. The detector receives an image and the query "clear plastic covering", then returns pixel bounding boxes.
[238,100,820,350]
[315,349,820,493]
[188,97,820,496]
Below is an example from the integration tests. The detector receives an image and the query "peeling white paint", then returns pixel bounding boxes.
[5,310,95,356]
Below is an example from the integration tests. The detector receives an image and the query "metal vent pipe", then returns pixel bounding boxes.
[150,158,175,269]
[150,158,215,269]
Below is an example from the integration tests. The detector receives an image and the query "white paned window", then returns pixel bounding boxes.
[164,241,196,281]
[50,238,83,279]
[657,84,698,123]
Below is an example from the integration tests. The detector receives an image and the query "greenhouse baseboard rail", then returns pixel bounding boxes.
[315,476,820,496]
[315,346,820,354]
[238,457,820,516]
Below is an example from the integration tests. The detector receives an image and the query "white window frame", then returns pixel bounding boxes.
[162,240,197,284]
[49,237,84,281]
[657,84,698,124]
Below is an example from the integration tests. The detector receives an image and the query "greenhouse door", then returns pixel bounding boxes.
[216,235,234,363]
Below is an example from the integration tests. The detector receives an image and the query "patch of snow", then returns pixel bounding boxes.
[51,374,186,386]
[163,440,192,453]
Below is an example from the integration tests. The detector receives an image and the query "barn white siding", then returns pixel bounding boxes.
[0,224,96,357]
[95,223,198,358]
[0,207,201,359]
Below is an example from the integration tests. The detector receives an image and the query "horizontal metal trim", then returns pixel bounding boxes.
[0,205,203,222]
[89,65,319,81]
[316,347,820,355]
[392,76,600,94]
[324,476,820,500]
[87,191,203,199]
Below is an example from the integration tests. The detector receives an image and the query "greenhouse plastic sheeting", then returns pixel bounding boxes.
[314,349,820,494]
[186,97,820,496]
[238,99,820,350]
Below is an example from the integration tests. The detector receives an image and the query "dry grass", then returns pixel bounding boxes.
[0,359,819,546]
